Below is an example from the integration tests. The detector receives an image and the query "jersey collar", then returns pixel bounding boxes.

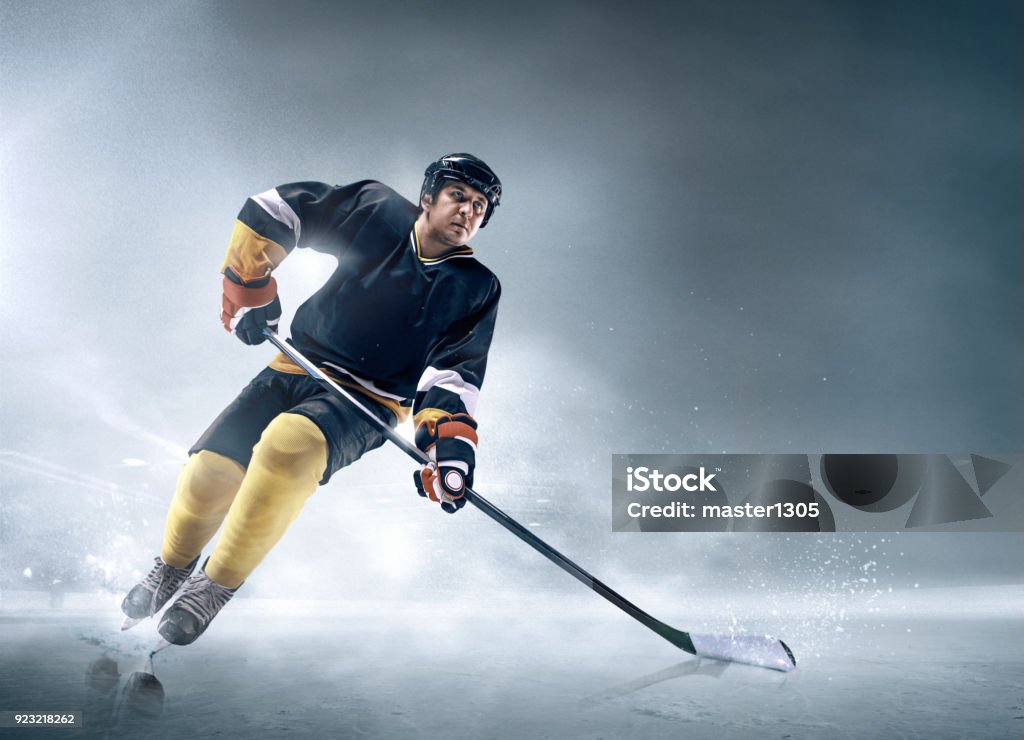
[412,225,474,264]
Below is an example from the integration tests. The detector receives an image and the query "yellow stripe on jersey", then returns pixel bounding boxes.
[267,353,411,424]
[220,220,290,283]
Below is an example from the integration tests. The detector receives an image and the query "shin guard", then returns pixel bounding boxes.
[205,413,327,588]
[162,451,245,568]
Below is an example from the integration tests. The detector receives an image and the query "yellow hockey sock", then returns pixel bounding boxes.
[205,413,327,588]
[161,450,245,568]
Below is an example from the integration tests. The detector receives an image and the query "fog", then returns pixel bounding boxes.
[1,0,1020,694]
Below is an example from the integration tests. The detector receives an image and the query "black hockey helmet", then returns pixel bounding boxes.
[420,153,502,227]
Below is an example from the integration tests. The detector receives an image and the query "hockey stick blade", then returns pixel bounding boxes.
[690,633,796,672]
[260,329,798,673]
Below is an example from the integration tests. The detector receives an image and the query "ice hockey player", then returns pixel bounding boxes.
[121,154,502,646]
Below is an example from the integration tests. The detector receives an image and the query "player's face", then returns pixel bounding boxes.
[421,181,488,248]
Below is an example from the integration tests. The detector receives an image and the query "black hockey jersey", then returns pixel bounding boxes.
[222,180,501,426]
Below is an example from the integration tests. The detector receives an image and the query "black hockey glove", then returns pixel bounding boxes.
[413,414,478,514]
[221,267,281,346]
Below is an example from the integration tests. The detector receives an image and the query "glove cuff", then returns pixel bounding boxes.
[222,273,278,309]
[415,413,479,452]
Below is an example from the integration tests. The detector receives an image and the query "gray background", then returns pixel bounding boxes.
[1,0,1020,670]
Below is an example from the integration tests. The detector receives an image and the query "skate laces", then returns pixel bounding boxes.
[174,572,235,623]
[141,557,194,604]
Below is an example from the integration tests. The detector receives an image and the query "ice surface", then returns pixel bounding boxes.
[1,585,1021,739]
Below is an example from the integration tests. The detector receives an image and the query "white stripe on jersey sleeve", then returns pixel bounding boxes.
[417,366,481,416]
[251,188,302,245]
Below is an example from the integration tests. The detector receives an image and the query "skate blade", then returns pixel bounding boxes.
[150,639,172,656]
[121,615,147,631]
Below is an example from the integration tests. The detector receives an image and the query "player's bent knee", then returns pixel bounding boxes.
[252,413,328,477]
[180,450,245,500]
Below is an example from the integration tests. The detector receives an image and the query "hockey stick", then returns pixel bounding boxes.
[263,328,796,672]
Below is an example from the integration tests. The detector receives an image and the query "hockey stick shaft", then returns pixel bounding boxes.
[262,329,795,671]
[260,331,687,639]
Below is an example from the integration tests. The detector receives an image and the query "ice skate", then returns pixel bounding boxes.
[121,556,199,630]
[158,562,239,646]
